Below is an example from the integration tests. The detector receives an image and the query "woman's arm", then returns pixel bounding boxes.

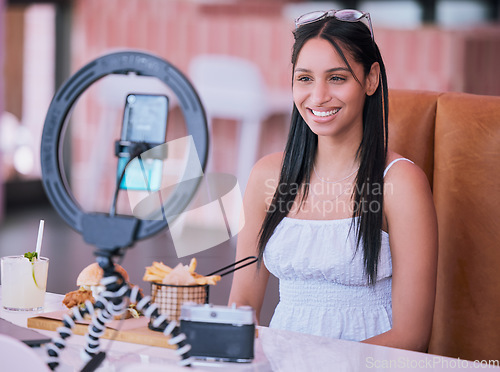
[228,153,282,324]
[362,159,438,352]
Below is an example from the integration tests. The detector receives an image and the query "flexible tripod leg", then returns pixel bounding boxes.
[44,263,192,370]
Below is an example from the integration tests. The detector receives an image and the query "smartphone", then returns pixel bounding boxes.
[117,94,169,191]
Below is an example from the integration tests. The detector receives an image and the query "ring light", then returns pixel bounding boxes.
[40,50,209,250]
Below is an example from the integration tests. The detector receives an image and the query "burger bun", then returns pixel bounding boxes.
[76,262,129,286]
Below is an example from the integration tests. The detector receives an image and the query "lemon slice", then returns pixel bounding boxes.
[32,264,39,288]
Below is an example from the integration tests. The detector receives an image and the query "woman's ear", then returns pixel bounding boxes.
[366,62,380,96]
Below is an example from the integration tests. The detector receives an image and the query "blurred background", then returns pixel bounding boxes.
[0,0,499,326]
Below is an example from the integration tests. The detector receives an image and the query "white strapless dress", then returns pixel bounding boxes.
[263,216,393,341]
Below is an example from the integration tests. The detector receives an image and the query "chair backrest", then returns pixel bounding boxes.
[388,89,439,188]
[388,89,500,362]
[188,54,269,122]
[429,91,500,361]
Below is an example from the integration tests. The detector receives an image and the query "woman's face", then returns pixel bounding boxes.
[292,37,373,139]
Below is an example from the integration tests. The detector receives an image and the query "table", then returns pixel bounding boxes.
[1,290,499,371]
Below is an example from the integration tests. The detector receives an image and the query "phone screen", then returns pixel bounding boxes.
[117,94,168,191]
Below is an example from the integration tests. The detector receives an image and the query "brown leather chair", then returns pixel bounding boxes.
[388,89,500,362]
[388,89,439,187]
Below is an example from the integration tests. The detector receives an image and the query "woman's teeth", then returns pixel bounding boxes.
[311,108,340,117]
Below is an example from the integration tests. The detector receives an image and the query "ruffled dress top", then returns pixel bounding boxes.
[263,216,393,341]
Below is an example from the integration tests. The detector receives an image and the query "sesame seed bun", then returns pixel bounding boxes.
[76,262,129,286]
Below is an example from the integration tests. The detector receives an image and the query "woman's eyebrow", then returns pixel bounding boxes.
[294,67,350,73]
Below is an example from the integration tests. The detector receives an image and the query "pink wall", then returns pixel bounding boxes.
[72,0,293,90]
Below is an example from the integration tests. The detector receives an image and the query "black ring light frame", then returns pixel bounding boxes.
[40,51,209,370]
[41,50,209,256]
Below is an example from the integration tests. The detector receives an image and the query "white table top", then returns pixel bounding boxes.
[1,290,498,371]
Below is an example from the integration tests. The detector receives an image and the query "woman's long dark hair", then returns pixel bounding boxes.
[257,17,389,285]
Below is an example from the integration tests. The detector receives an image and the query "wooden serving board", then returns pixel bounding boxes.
[27,310,175,349]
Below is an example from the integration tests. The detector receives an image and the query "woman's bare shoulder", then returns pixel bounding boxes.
[250,152,283,183]
[245,152,283,204]
[384,150,434,218]
[384,150,426,182]
[254,152,284,171]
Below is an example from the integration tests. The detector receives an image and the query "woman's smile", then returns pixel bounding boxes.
[309,107,341,119]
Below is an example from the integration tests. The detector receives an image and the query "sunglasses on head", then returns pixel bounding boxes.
[295,9,374,40]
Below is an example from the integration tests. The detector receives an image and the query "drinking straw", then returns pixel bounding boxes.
[35,219,45,258]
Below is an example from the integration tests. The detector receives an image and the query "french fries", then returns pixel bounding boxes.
[188,257,197,273]
[143,258,221,286]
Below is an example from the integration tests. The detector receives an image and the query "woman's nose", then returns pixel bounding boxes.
[310,81,331,105]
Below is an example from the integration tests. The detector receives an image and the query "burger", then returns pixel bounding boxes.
[62,262,141,319]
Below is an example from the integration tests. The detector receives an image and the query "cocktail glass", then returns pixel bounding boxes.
[1,255,49,311]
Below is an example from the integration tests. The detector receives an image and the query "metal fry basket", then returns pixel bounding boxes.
[148,256,257,330]
[150,283,209,322]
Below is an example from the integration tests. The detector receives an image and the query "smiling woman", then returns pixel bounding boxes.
[229,8,438,353]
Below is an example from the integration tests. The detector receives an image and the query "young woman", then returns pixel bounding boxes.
[228,10,437,352]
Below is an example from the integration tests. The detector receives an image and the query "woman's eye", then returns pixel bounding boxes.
[330,76,346,82]
[296,75,312,82]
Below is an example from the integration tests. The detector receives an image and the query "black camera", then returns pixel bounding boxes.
[179,303,255,363]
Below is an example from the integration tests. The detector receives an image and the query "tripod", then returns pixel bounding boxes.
[44,252,193,371]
